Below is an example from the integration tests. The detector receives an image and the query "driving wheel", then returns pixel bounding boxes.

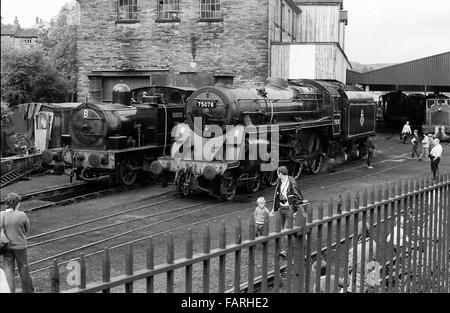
[175,171,190,197]
[219,171,237,202]
[118,156,138,186]
[307,134,324,175]
[245,171,261,194]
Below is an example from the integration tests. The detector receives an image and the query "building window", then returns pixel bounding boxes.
[117,0,138,21]
[200,0,221,20]
[157,0,180,21]
[21,38,32,45]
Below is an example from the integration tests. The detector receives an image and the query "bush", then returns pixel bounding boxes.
[1,49,71,106]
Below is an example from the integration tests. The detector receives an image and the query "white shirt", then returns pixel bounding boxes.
[430,144,443,159]
[402,124,412,134]
[422,136,430,148]
[279,178,290,207]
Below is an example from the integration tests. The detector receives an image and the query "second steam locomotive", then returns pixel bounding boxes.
[43,83,194,185]
[151,77,376,201]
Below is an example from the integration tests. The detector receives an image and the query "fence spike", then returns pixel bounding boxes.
[186,228,193,259]
[264,214,270,236]
[275,210,282,233]
[220,221,226,249]
[337,195,343,214]
[371,186,376,205]
[51,260,60,293]
[204,225,211,254]
[103,247,110,283]
[235,217,242,244]
[385,183,389,200]
[355,190,360,210]
[167,233,174,264]
[345,194,351,212]
[147,237,154,270]
[319,201,325,219]
[249,215,256,240]
[126,244,133,276]
[79,253,86,289]
[377,185,382,203]
[328,196,333,217]
[363,189,368,207]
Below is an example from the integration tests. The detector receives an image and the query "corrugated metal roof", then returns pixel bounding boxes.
[295,0,344,9]
[347,52,450,87]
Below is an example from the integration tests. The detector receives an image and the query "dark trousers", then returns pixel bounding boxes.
[367,151,374,166]
[278,207,294,253]
[279,206,294,229]
[411,145,420,158]
[2,248,34,293]
[431,157,441,179]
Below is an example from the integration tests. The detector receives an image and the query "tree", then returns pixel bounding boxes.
[41,2,78,102]
[1,102,13,129]
[0,49,71,106]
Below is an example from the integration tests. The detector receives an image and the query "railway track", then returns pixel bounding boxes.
[2,181,165,213]
[26,154,426,282]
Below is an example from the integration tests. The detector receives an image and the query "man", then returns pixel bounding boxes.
[411,130,420,159]
[272,166,307,257]
[1,193,34,293]
[429,138,442,180]
[366,134,376,169]
[401,121,412,144]
[419,133,431,161]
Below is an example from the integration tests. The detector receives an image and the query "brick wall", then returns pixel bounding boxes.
[77,0,270,101]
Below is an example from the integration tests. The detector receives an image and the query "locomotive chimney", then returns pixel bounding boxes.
[214,74,234,88]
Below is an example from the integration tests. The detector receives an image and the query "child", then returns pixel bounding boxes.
[254,197,273,237]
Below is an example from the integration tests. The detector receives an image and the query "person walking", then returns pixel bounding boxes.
[401,121,412,144]
[429,138,442,180]
[1,193,34,293]
[419,133,431,161]
[366,134,376,169]
[254,197,273,237]
[411,130,421,159]
[272,166,308,258]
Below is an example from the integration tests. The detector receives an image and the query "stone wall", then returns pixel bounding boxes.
[77,0,271,100]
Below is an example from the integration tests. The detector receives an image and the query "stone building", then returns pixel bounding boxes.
[0,17,41,51]
[76,0,350,102]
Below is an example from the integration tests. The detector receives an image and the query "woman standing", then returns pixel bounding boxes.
[1,193,34,293]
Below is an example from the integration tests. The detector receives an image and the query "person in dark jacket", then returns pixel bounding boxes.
[272,166,308,257]
[1,193,34,293]
[366,135,376,169]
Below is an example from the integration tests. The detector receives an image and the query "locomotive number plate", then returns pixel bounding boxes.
[196,101,217,109]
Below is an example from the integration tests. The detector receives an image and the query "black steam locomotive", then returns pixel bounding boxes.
[151,77,376,201]
[43,83,194,185]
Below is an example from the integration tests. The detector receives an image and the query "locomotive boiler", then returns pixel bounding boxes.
[151,77,376,201]
[43,83,193,185]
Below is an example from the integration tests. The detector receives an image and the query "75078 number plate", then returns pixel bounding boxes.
[196,101,217,109]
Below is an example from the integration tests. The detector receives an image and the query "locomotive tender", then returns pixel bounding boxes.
[43,83,194,185]
[151,77,376,201]
[422,98,450,141]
